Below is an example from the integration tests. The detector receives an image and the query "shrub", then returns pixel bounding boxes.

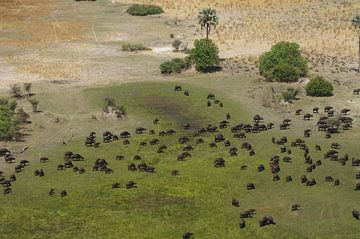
[305,76,333,97]
[172,39,182,52]
[189,39,220,72]
[8,100,17,113]
[160,58,191,74]
[28,98,39,112]
[24,82,32,97]
[121,43,150,52]
[259,41,308,82]
[10,84,22,98]
[282,87,299,102]
[126,4,164,16]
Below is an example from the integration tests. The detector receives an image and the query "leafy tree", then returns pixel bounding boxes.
[352,15,360,72]
[189,39,220,72]
[259,41,308,82]
[198,8,219,39]
[305,76,333,97]
[0,101,17,140]
[28,98,39,112]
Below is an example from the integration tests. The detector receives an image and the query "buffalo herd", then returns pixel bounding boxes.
[1,85,360,238]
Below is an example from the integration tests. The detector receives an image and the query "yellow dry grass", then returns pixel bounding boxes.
[120,0,358,59]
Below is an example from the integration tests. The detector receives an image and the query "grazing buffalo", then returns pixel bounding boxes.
[291,204,301,211]
[232,199,240,207]
[286,175,293,182]
[153,118,160,124]
[9,175,16,182]
[240,209,256,218]
[135,127,146,134]
[171,170,179,176]
[126,181,136,189]
[57,165,65,170]
[353,210,360,219]
[183,232,193,239]
[112,183,120,189]
[34,169,45,177]
[128,163,137,171]
[259,216,275,227]
[116,155,124,160]
[3,187,11,194]
[48,189,55,196]
[120,131,131,138]
[60,190,67,197]
[239,219,246,228]
[273,175,280,181]
[247,183,255,190]
[214,158,225,167]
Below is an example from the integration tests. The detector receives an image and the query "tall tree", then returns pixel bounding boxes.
[198,8,219,39]
[352,15,360,72]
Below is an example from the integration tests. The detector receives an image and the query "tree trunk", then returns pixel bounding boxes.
[358,35,360,73]
[206,24,209,39]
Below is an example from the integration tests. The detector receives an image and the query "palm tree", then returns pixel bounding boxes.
[198,8,219,39]
[352,15,360,72]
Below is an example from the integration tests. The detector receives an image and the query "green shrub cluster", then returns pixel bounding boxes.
[189,38,220,72]
[259,41,308,82]
[121,43,150,52]
[126,4,164,16]
[305,76,333,97]
[160,58,191,74]
[0,99,18,140]
[282,87,299,102]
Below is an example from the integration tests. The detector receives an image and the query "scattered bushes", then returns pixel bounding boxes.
[259,41,308,82]
[126,4,164,16]
[172,39,182,52]
[305,76,333,97]
[160,58,191,74]
[189,38,220,72]
[282,87,299,102]
[122,43,150,52]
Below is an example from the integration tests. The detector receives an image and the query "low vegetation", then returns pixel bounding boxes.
[281,87,299,102]
[259,42,308,82]
[306,76,333,97]
[126,4,164,16]
[121,43,150,52]
[160,58,191,74]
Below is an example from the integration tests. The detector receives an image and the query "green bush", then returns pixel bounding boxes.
[121,43,150,52]
[0,101,18,140]
[259,41,308,82]
[282,87,299,102]
[126,4,164,16]
[305,76,333,97]
[160,58,191,74]
[189,38,220,72]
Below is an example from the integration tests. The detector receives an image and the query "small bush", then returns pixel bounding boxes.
[28,98,39,112]
[122,43,150,52]
[189,39,220,72]
[24,83,32,97]
[10,84,22,98]
[282,87,299,102]
[172,39,182,52]
[8,100,17,113]
[305,76,333,97]
[160,58,191,74]
[126,4,164,16]
[259,41,308,82]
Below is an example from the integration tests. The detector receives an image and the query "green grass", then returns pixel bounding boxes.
[121,43,151,52]
[126,4,164,16]
[0,81,360,239]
